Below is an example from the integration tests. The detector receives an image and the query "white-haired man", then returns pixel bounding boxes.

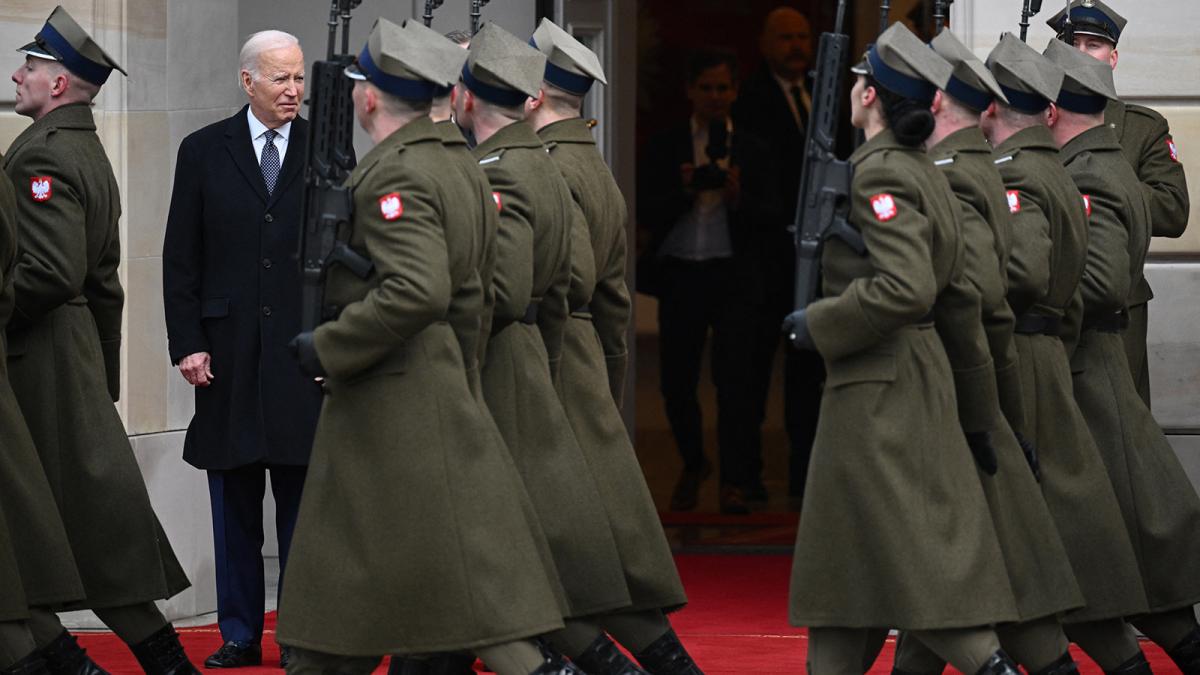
[162,29,320,669]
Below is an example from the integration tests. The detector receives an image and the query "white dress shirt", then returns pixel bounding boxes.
[247,107,292,165]
[658,116,734,262]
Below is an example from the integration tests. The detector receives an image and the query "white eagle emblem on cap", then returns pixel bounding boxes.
[379,192,403,221]
[30,176,52,202]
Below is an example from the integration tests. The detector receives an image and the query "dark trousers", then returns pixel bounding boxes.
[656,256,756,488]
[207,464,306,645]
[748,281,824,498]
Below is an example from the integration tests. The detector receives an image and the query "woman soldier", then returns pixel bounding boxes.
[783,23,1021,675]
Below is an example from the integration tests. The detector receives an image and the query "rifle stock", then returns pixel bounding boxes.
[793,0,855,312]
[298,1,372,333]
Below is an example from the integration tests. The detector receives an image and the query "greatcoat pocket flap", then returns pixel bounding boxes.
[825,349,897,388]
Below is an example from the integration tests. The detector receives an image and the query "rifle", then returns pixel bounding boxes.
[298,0,373,333]
[1060,0,1074,43]
[424,0,445,27]
[470,0,491,35]
[879,0,891,34]
[1019,0,1044,42]
[793,0,861,313]
[933,0,954,35]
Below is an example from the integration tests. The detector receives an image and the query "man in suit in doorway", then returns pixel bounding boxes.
[162,29,321,670]
[732,7,824,507]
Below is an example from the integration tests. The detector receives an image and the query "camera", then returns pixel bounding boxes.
[690,119,729,191]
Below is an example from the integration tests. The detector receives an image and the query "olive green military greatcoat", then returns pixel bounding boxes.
[995,124,1147,622]
[538,118,687,613]
[929,127,1083,622]
[473,120,632,619]
[0,164,84,612]
[434,119,569,618]
[278,117,563,656]
[790,130,1017,630]
[2,104,189,609]
[1105,99,1190,406]
[1064,124,1200,614]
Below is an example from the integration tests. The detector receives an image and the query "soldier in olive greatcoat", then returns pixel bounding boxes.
[5,7,197,675]
[980,34,1152,675]
[782,24,1021,675]
[277,19,575,675]
[1046,0,1189,409]
[525,19,703,675]
[1043,38,1200,675]
[885,30,1086,675]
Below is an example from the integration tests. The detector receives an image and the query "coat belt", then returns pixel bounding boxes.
[1014,312,1062,336]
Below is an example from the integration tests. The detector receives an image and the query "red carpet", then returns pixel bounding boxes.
[76,554,1178,674]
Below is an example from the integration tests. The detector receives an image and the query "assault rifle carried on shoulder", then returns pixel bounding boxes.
[1019,0,1045,42]
[470,0,491,35]
[424,0,445,27]
[792,0,860,313]
[933,0,954,35]
[298,0,372,333]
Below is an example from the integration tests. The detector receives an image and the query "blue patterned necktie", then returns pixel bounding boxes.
[261,128,280,195]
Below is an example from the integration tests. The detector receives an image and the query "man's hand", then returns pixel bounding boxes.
[781,309,815,351]
[290,332,327,379]
[178,352,214,387]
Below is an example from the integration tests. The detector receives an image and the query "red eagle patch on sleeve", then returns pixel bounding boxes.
[1006,190,1021,214]
[30,176,52,202]
[1082,195,1092,217]
[379,193,403,221]
[1167,138,1180,163]
[870,193,898,222]
[492,191,503,213]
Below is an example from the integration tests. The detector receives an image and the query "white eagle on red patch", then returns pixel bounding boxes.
[870,193,897,222]
[30,176,51,202]
[379,192,403,221]
[1006,190,1021,214]
[1167,138,1180,163]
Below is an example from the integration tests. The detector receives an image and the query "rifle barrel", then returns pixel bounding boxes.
[879,0,890,35]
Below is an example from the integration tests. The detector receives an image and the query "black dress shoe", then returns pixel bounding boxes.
[973,651,1019,675]
[1168,627,1200,675]
[38,631,109,675]
[571,634,649,675]
[1104,651,1152,675]
[2,651,51,675]
[130,624,200,675]
[204,642,262,669]
[1028,652,1078,675]
[718,484,749,515]
[669,459,711,511]
[635,629,703,675]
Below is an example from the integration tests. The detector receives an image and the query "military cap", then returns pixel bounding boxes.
[851,23,952,104]
[985,33,1064,114]
[346,18,450,100]
[461,23,546,107]
[1046,0,1126,45]
[930,30,1008,112]
[529,18,607,96]
[399,19,469,97]
[18,5,126,86]
[1042,37,1117,114]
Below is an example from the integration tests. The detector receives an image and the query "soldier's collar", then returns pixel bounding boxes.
[472,119,545,159]
[850,128,906,163]
[536,117,596,145]
[931,125,991,157]
[34,102,97,131]
[1059,123,1121,163]
[995,124,1058,155]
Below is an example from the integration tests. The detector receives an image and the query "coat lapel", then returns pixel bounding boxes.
[225,106,270,205]
[267,117,307,209]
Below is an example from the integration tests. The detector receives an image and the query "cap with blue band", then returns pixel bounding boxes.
[352,46,438,100]
[346,18,463,101]
[985,33,1065,115]
[944,75,993,112]
[853,23,951,106]
[460,63,529,107]
[462,23,546,108]
[1046,0,1127,45]
[528,19,606,96]
[867,46,937,103]
[998,83,1051,114]
[928,30,1007,113]
[1041,37,1117,114]
[18,5,126,87]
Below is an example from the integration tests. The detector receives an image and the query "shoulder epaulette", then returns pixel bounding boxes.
[994,155,1015,165]
[933,157,955,167]
[479,150,504,165]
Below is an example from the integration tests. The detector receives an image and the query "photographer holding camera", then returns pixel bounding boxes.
[638,48,782,515]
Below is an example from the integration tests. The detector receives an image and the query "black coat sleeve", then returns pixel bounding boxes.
[162,134,208,364]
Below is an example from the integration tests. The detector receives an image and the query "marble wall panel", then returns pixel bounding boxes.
[1145,105,1200,255]
[1145,262,1200,431]
[125,255,171,435]
[167,0,241,112]
[1168,435,1200,495]
[126,110,170,259]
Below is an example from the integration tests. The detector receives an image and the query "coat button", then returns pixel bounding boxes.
[264,214,274,223]
[262,258,272,269]
[262,305,272,317]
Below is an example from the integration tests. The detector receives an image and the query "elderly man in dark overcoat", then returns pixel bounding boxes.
[162,29,321,670]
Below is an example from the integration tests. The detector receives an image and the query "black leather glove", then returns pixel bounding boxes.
[289,331,327,379]
[781,309,815,351]
[964,431,998,476]
[1014,430,1041,482]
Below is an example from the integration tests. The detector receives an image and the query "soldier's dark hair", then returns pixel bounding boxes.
[866,75,935,147]
[687,49,738,85]
[444,30,471,45]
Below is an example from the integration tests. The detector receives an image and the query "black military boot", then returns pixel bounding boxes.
[633,629,703,675]
[571,634,649,675]
[973,651,1020,675]
[530,661,585,675]
[388,653,475,675]
[38,631,108,675]
[1,652,51,675]
[128,624,200,675]
[1029,652,1079,675]
[1104,652,1152,675]
[1167,627,1200,675]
